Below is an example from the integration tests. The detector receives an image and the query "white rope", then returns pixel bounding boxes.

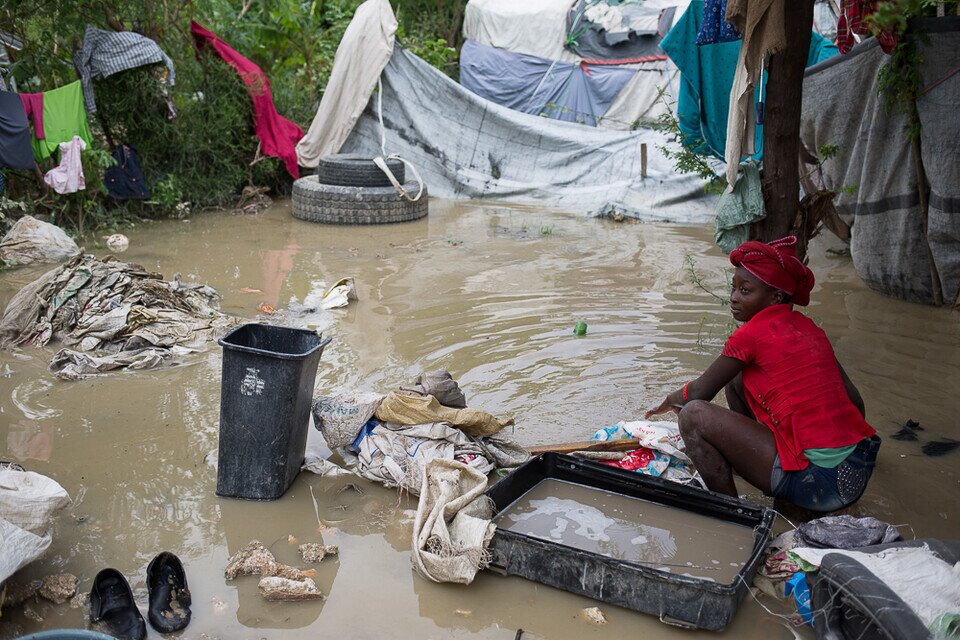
[374,75,425,202]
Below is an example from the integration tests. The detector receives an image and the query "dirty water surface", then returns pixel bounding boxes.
[495,478,755,583]
[0,199,957,639]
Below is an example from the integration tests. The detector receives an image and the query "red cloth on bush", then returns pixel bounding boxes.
[190,21,303,178]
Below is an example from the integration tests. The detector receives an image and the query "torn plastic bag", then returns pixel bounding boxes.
[0,215,80,267]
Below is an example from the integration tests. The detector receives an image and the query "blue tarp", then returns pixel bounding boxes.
[459,39,636,127]
[661,0,838,161]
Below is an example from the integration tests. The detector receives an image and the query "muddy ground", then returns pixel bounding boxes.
[0,199,957,638]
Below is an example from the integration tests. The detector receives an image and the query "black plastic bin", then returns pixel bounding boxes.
[216,323,331,500]
[485,453,775,631]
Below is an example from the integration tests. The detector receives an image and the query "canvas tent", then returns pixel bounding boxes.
[800,17,960,305]
[461,0,689,129]
[297,0,716,223]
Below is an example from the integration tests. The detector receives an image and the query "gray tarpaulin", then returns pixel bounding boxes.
[342,48,715,222]
[800,19,960,304]
[459,39,636,126]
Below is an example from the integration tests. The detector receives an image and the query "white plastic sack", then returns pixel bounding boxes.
[355,422,495,494]
[312,390,383,448]
[411,458,495,584]
[0,516,52,584]
[0,468,71,584]
[0,216,80,267]
[0,468,72,535]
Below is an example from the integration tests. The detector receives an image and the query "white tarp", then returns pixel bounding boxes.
[342,48,715,222]
[464,0,579,62]
[464,0,690,62]
[295,0,397,168]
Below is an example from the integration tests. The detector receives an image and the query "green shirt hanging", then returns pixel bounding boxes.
[33,81,92,161]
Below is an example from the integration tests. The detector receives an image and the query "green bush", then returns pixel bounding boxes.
[95,57,256,210]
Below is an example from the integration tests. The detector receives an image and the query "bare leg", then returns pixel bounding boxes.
[678,400,778,497]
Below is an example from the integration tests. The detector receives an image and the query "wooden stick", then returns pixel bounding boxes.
[641,143,648,179]
[527,438,641,456]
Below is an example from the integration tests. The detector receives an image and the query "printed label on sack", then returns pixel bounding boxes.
[240,367,265,396]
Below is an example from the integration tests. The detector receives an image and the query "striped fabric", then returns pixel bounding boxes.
[73,25,175,112]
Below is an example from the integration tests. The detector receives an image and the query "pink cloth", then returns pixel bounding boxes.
[18,93,45,139]
[190,21,303,178]
[43,136,86,194]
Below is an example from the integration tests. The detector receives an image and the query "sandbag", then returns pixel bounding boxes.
[411,458,495,584]
[375,391,513,437]
[0,216,80,267]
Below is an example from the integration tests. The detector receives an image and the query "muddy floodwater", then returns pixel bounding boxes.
[495,478,755,583]
[0,199,957,639]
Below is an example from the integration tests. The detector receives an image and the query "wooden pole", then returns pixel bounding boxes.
[754,0,815,253]
[641,143,648,179]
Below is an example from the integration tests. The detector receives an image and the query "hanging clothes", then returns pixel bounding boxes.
[32,81,92,162]
[0,91,35,169]
[104,143,150,200]
[43,136,86,194]
[723,0,786,188]
[73,25,176,113]
[662,2,837,167]
[18,93,44,139]
[836,0,898,55]
[696,0,743,45]
[189,21,303,179]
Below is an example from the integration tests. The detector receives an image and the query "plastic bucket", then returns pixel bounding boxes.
[216,323,331,500]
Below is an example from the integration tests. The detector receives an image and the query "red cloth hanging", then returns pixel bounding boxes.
[190,21,304,178]
[18,93,45,139]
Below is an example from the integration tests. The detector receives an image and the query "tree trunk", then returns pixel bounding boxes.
[754,0,815,246]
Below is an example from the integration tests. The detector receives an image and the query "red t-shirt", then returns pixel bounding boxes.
[721,304,875,471]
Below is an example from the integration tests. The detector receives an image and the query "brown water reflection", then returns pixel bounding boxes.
[0,199,957,638]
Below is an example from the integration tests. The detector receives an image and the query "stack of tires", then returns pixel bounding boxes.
[292,154,429,224]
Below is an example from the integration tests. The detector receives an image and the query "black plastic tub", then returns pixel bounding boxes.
[216,323,331,500]
[485,453,775,631]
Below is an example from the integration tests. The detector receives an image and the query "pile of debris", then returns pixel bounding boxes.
[225,540,337,602]
[0,253,237,379]
[304,371,529,494]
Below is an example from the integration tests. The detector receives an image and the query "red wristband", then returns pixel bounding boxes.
[682,381,691,402]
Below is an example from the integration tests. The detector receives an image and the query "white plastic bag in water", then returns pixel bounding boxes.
[0,215,80,266]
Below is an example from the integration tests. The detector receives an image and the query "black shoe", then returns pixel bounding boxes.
[147,551,192,633]
[89,568,147,640]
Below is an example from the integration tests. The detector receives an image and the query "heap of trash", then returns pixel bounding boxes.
[304,371,530,494]
[0,253,236,379]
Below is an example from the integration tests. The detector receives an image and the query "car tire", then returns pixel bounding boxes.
[316,154,405,187]
[291,176,428,225]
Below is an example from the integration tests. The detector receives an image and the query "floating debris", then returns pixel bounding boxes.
[299,543,339,564]
[257,576,324,601]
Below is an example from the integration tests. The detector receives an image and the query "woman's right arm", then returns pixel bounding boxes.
[645,355,744,418]
[837,360,866,418]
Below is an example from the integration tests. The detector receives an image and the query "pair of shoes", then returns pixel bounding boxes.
[90,552,191,639]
